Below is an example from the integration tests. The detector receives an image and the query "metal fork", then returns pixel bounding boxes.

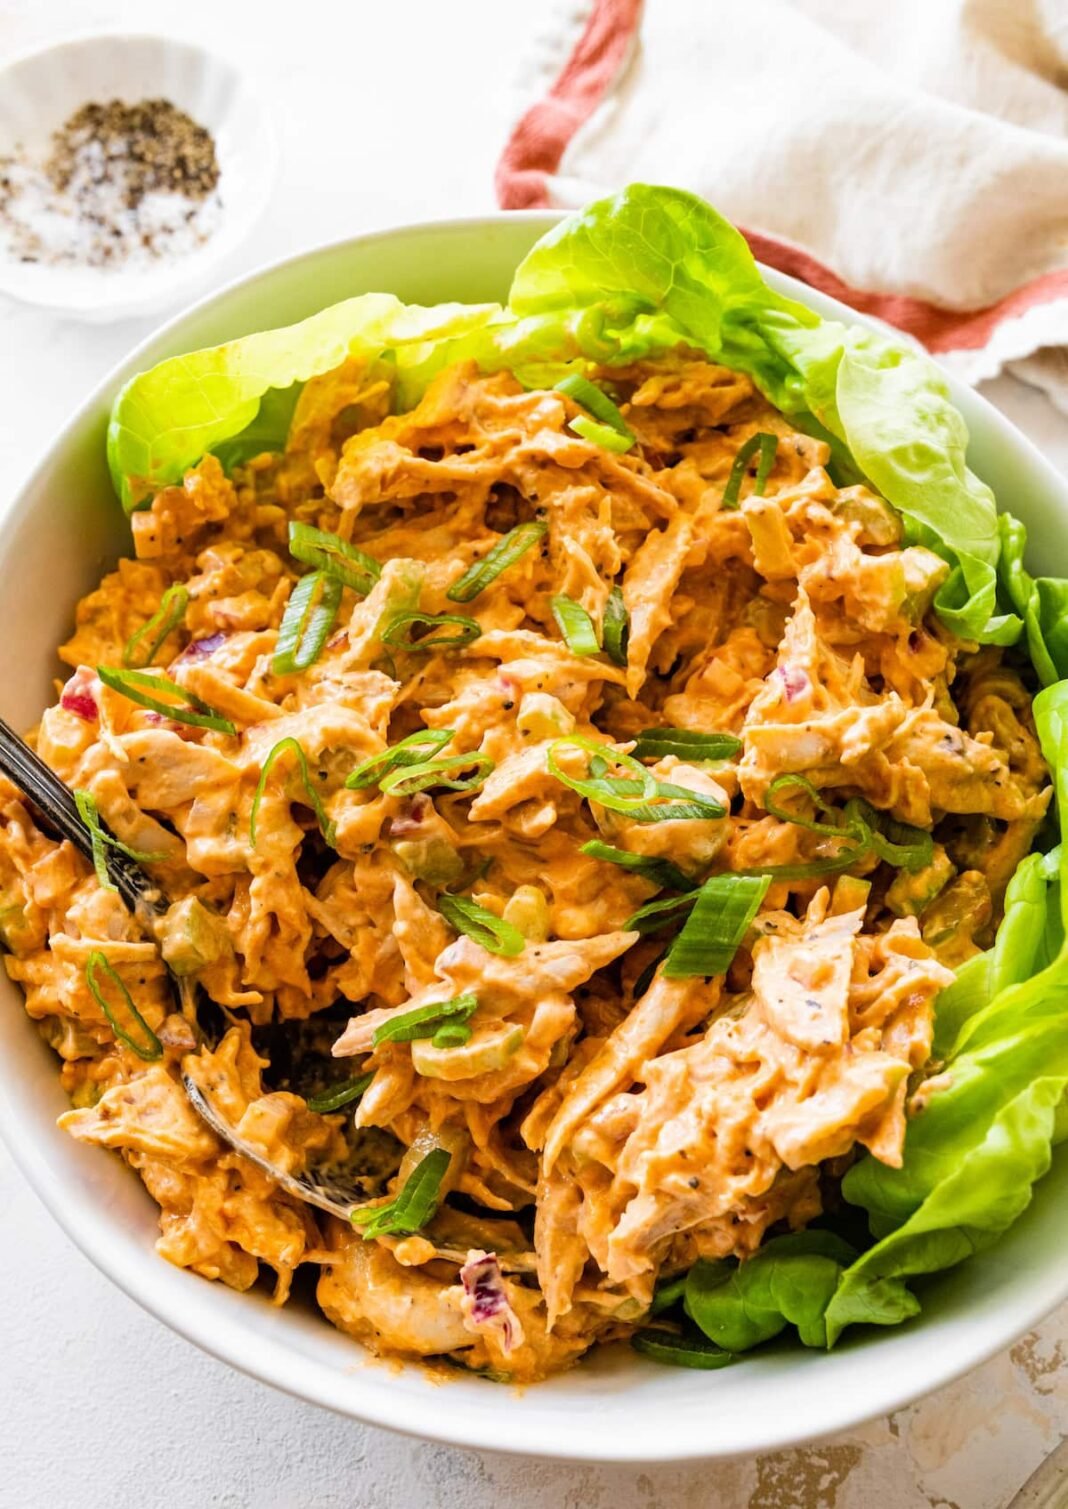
[0,715,375,1220]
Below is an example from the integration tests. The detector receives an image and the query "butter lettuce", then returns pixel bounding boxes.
[110,183,1025,649]
[107,295,509,511]
[682,1233,917,1354]
[998,513,1068,684]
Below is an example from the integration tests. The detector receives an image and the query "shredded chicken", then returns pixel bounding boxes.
[0,354,1049,1382]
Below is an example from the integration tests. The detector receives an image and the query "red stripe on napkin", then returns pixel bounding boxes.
[742,230,1068,354]
[496,0,643,210]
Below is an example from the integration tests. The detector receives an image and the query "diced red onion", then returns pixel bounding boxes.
[459,1249,524,1356]
[778,665,809,703]
[386,795,431,837]
[60,669,99,721]
[180,632,227,661]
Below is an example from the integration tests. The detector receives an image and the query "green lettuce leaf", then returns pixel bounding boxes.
[683,1232,916,1353]
[998,512,1068,684]
[508,185,814,405]
[106,295,509,511]
[826,681,1068,1344]
[210,385,302,476]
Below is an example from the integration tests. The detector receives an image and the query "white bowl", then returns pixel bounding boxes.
[0,33,276,321]
[1,214,1066,1462]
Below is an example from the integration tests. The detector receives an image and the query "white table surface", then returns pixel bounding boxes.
[1,3,1066,1506]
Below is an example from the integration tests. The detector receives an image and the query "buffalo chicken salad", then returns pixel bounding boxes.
[4,186,1068,1382]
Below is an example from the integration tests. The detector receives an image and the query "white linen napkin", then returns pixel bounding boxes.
[498,0,1068,409]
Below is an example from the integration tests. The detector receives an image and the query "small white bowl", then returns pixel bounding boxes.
[0,33,276,321]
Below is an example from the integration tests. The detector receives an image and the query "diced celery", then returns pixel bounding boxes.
[375,561,425,626]
[902,547,950,621]
[396,1121,469,1186]
[0,898,33,951]
[159,895,229,975]
[547,1032,574,1069]
[392,836,464,886]
[921,871,992,966]
[516,692,575,740]
[886,846,955,918]
[828,486,900,546]
[411,1021,524,1081]
[502,885,550,942]
[69,1078,103,1110]
[829,874,871,916]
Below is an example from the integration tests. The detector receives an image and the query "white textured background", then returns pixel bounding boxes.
[1,3,1066,1506]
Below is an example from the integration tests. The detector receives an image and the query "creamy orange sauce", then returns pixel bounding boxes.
[0,355,1049,1381]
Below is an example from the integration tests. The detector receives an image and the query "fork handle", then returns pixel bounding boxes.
[0,715,157,915]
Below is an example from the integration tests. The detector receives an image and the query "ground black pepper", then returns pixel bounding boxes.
[0,96,222,268]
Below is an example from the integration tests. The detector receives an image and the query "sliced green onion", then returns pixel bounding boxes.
[555,373,633,437]
[764,773,861,842]
[73,789,167,894]
[721,432,778,509]
[569,415,635,453]
[122,584,189,669]
[763,778,931,873]
[734,854,862,882]
[273,571,342,675]
[602,585,630,667]
[446,521,547,603]
[380,610,481,652]
[585,775,724,820]
[372,993,479,1048]
[380,752,494,798]
[623,779,726,824]
[85,950,162,1061]
[845,799,934,873]
[631,946,667,999]
[78,794,113,891]
[97,666,236,735]
[306,1071,375,1113]
[250,737,336,848]
[431,1022,473,1049]
[547,736,658,813]
[623,891,699,936]
[345,729,455,791]
[548,737,722,822]
[580,839,695,895]
[288,522,381,595]
[352,1148,452,1240]
[663,874,771,979]
[438,894,525,957]
[631,1329,735,1370]
[633,729,742,762]
[556,373,635,452]
[551,595,601,656]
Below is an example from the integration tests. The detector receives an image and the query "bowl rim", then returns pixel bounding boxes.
[3,209,1068,1462]
[0,28,278,316]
